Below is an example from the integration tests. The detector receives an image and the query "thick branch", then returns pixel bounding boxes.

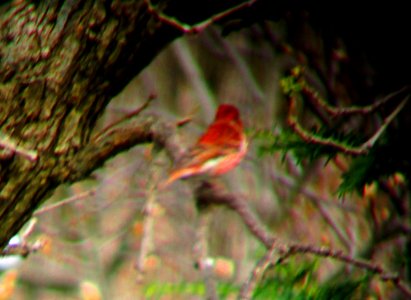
[0,0,252,248]
[65,113,180,183]
[195,181,276,248]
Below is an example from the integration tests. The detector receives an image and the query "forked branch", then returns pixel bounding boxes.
[194,181,411,299]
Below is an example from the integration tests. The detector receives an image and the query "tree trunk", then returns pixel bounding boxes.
[0,0,250,248]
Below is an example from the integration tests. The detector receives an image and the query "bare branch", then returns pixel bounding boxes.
[303,83,410,117]
[239,228,411,299]
[1,219,42,257]
[270,172,352,249]
[195,181,276,248]
[0,132,38,162]
[193,211,218,300]
[33,190,96,216]
[92,96,156,143]
[172,39,216,119]
[144,0,257,34]
[194,181,411,298]
[282,243,411,298]
[209,28,265,103]
[64,114,181,183]
[238,245,277,300]
[136,174,158,280]
[1,242,41,257]
[360,97,408,149]
[287,95,409,155]
[287,96,368,155]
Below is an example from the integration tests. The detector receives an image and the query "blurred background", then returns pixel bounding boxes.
[1,19,406,300]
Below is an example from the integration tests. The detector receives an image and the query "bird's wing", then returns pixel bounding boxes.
[161,145,229,187]
[177,144,231,169]
[197,121,243,149]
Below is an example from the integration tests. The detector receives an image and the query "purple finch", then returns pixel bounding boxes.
[163,104,247,187]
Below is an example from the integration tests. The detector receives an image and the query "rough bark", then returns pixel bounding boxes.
[0,0,251,248]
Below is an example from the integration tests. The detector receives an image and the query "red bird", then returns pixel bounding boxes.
[163,104,248,187]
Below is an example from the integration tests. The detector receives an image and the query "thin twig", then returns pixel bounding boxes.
[0,132,38,162]
[209,28,265,103]
[271,172,357,212]
[285,243,411,298]
[360,97,408,149]
[172,39,216,120]
[193,211,218,300]
[287,96,366,155]
[136,164,159,281]
[287,95,409,155]
[144,0,257,34]
[21,219,38,241]
[238,238,411,299]
[303,84,409,117]
[238,245,277,300]
[1,240,44,257]
[196,182,411,298]
[33,189,96,216]
[195,181,276,248]
[92,95,155,143]
[1,219,42,257]
[271,172,352,249]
